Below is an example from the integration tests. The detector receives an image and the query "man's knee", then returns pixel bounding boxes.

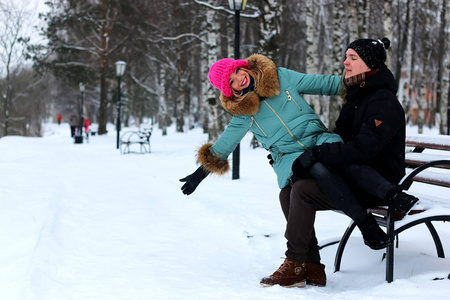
[291,178,335,210]
[292,178,321,198]
[279,186,291,220]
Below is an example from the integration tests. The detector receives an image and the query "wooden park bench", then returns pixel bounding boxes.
[119,128,152,154]
[333,134,450,282]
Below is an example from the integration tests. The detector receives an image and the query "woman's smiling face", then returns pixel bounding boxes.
[229,68,250,92]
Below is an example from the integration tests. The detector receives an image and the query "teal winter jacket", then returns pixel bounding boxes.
[198,54,343,188]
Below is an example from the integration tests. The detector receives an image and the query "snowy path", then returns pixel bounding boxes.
[1,123,449,300]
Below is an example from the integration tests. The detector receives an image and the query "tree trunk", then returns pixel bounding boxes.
[256,0,282,61]
[158,68,168,136]
[305,0,320,118]
[96,1,117,135]
[98,61,108,135]
[383,0,393,68]
[328,0,346,131]
[203,2,222,142]
[436,0,448,134]
[394,0,410,90]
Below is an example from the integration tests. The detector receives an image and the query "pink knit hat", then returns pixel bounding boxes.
[208,58,249,97]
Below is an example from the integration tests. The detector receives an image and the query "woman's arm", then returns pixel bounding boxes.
[282,68,343,96]
[198,115,250,175]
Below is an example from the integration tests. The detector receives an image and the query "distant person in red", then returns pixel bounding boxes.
[57,114,62,125]
[83,118,91,133]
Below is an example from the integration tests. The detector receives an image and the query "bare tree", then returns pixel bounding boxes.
[0,1,31,137]
[33,0,126,135]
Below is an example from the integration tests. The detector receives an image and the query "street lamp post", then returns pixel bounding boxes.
[75,82,86,144]
[115,60,127,149]
[79,82,85,138]
[228,0,247,180]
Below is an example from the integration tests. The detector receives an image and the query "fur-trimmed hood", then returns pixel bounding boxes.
[220,54,280,116]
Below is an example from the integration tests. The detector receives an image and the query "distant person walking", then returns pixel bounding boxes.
[57,114,62,125]
[69,114,78,137]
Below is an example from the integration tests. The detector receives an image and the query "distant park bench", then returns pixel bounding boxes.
[334,134,450,282]
[119,128,152,154]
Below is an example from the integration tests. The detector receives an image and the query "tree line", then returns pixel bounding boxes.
[0,0,448,139]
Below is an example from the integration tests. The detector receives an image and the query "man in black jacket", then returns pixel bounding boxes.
[260,38,417,288]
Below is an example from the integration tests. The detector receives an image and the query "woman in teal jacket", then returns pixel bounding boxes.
[180,54,417,287]
[197,54,342,188]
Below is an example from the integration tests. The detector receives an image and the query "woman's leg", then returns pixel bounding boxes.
[339,164,419,215]
[339,164,394,199]
[307,162,368,221]
[307,162,391,250]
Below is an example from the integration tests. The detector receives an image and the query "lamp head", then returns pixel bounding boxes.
[228,0,247,10]
[115,60,127,77]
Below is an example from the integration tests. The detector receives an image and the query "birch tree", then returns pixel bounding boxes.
[383,0,393,67]
[328,0,347,130]
[436,0,448,134]
[255,0,282,61]
[405,0,418,126]
[393,0,410,89]
[203,0,222,141]
[305,0,319,112]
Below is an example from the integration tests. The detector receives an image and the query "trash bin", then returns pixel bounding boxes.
[74,135,84,144]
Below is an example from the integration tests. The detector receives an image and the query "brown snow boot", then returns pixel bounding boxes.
[304,262,326,286]
[260,258,307,288]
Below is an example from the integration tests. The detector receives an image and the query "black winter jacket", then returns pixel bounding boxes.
[314,66,405,184]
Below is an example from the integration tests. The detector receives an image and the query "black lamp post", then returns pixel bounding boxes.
[79,82,85,137]
[115,60,127,149]
[75,82,85,144]
[228,0,247,180]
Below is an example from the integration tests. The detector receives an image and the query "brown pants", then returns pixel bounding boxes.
[279,178,337,263]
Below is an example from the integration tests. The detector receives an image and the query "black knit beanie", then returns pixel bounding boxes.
[347,37,390,70]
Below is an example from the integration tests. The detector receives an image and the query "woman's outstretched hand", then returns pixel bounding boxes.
[179,166,209,195]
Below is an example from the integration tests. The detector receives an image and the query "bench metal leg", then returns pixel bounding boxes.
[334,220,357,272]
[425,222,445,258]
[395,217,450,259]
[386,205,396,283]
[335,212,449,282]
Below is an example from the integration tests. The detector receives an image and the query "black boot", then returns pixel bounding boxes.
[356,213,391,250]
[387,188,419,216]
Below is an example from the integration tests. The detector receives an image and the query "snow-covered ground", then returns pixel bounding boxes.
[0,123,449,300]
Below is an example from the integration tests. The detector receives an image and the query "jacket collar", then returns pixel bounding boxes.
[345,66,397,103]
[220,54,280,116]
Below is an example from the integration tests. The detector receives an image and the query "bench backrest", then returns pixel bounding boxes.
[404,135,450,188]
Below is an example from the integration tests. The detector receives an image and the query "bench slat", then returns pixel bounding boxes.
[405,141,450,151]
[410,175,450,188]
[405,153,450,169]
[406,135,450,151]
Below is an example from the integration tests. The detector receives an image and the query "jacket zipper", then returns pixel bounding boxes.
[285,90,302,111]
[263,100,308,150]
[312,121,332,133]
[250,116,267,136]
